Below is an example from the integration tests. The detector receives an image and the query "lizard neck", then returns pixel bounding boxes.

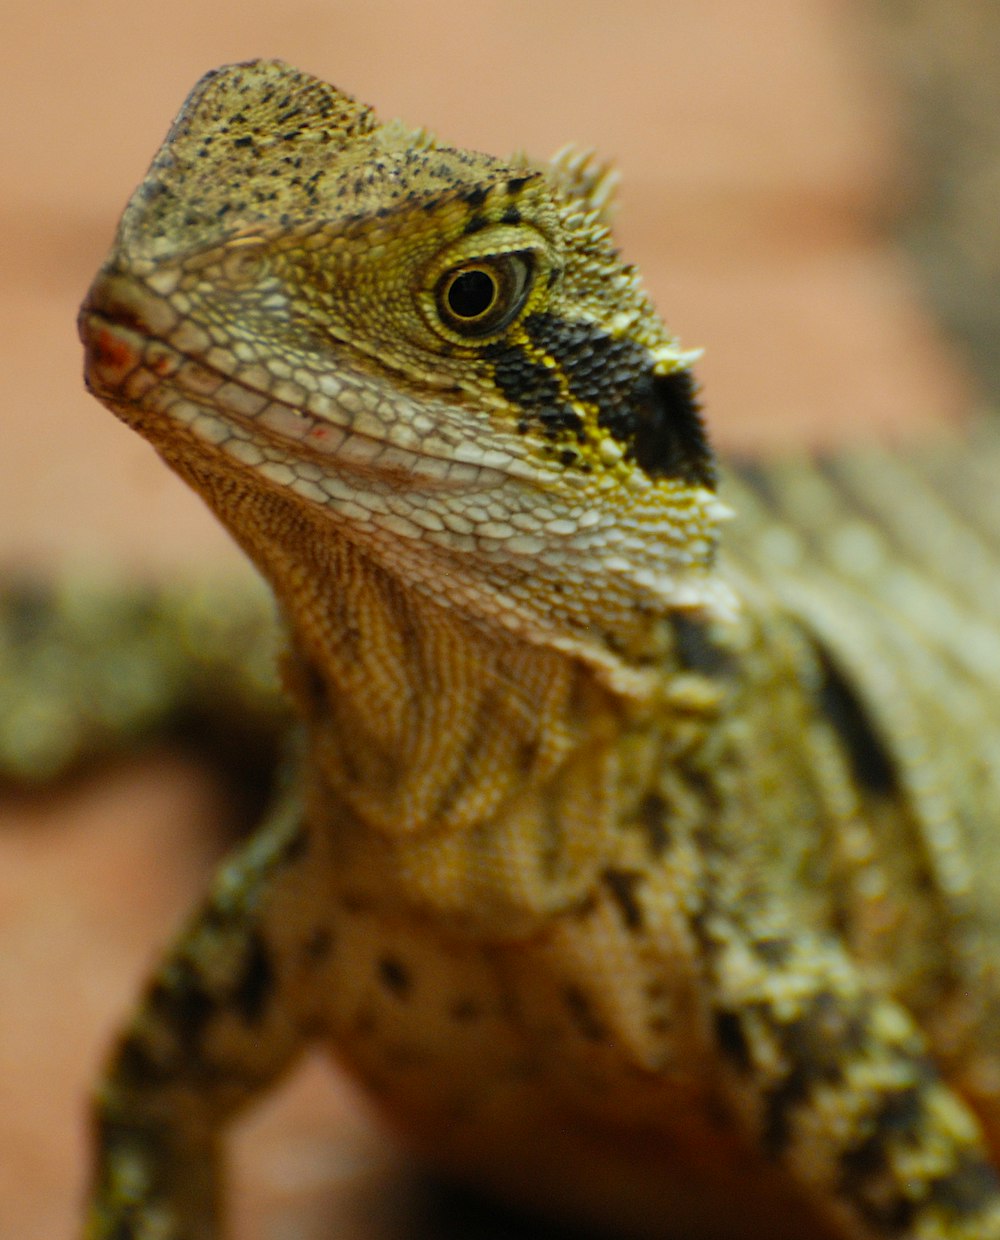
[279,534,604,839]
[171,451,628,839]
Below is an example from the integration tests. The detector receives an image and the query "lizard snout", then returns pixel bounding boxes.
[78,268,177,399]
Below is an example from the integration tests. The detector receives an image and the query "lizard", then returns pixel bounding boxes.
[72,57,1000,1240]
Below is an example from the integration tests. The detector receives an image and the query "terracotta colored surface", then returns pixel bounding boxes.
[0,4,978,1238]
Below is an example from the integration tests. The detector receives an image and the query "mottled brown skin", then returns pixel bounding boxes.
[73,59,1000,1239]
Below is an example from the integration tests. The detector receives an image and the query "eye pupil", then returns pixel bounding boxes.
[432,252,534,338]
[446,269,497,320]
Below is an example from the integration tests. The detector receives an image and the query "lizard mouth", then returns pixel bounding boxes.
[79,269,511,492]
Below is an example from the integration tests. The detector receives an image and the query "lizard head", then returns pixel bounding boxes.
[80,60,732,689]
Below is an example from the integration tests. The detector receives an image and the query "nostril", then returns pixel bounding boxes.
[80,266,179,337]
[99,299,151,337]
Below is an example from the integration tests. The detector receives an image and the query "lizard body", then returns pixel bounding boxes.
[74,60,1000,1239]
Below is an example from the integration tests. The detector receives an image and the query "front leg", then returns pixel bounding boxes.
[706,921,1000,1239]
[85,793,325,1240]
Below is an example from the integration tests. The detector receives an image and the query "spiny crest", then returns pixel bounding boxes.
[547,144,622,227]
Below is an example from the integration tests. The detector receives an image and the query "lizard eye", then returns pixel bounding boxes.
[435,253,533,338]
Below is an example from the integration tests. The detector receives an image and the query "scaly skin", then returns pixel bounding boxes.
[76,59,1000,1239]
